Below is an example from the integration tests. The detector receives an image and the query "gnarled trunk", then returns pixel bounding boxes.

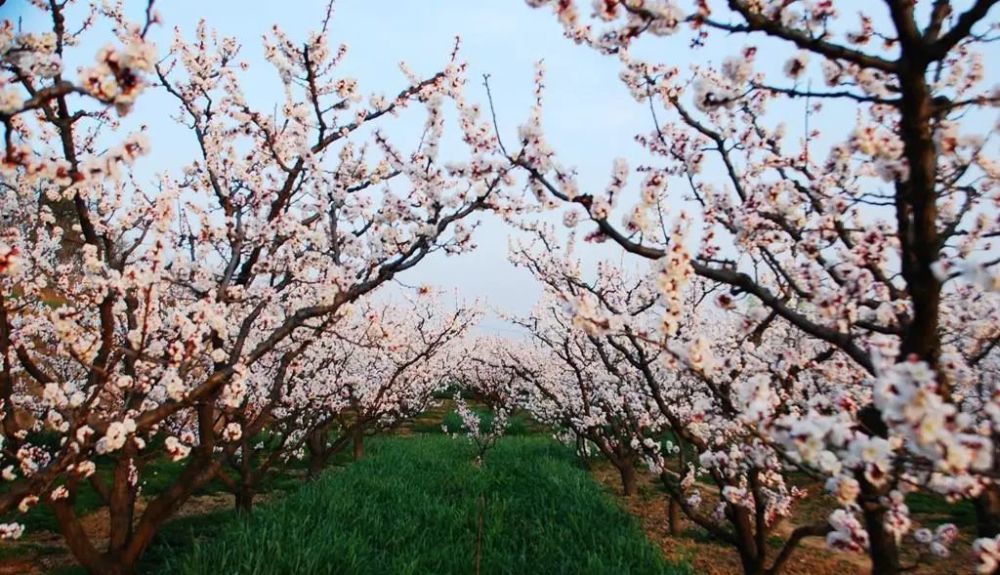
[976,485,1000,574]
[977,486,1000,538]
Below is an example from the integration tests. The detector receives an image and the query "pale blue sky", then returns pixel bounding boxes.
[5,1,998,336]
[8,0,657,335]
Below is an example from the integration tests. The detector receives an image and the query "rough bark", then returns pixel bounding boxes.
[976,487,1000,538]
[863,502,901,575]
[731,506,765,575]
[618,462,638,497]
[667,495,681,536]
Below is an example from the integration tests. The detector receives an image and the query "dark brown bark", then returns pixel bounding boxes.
[976,487,1000,538]
[235,486,254,514]
[618,462,638,497]
[731,506,765,575]
[306,428,330,478]
[975,487,1000,574]
[51,496,110,574]
[123,455,222,570]
[307,452,329,478]
[0,298,21,442]
[107,450,138,563]
[49,198,84,260]
[863,502,901,575]
[667,495,681,536]
[894,50,942,373]
[233,432,257,513]
[305,427,354,478]
[879,19,936,573]
[52,450,222,575]
[856,410,901,574]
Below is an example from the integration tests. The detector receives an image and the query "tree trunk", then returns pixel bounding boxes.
[736,552,764,575]
[107,452,138,558]
[307,451,328,479]
[234,432,257,514]
[731,507,765,575]
[49,198,84,261]
[618,463,637,497]
[235,486,254,514]
[120,455,222,572]
[352,426,365,461]
[667,495,681,536]
[863,504,900,575]
[51,499,114,575]
[306,428,328,478]
[976,484,1000,574]
[894,46,941,374]
[976,486,1000,537]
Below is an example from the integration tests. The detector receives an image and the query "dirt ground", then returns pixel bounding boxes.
[590,462,978,575]
[0,491,237,574]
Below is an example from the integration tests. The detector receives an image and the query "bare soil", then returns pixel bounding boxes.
[590,461,978,575]
[0,491,239,574]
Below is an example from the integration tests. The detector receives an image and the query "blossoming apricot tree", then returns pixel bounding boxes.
[503,229,859,573]
[0,1,505,573]
[509,1,1000,572]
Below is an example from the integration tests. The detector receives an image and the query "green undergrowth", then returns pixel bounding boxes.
[161,435,690,575]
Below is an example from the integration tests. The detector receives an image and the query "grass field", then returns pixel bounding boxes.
[158,436,691,575]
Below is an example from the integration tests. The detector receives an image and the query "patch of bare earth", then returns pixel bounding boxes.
[590,462,976,575]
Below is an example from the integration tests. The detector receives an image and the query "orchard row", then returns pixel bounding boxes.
[0,1,998,574]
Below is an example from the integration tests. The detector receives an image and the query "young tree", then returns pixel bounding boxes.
[509,1,999,572]
[0,2,505,572]
[446,338,520,465]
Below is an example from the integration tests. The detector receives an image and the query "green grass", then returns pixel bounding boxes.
[906,491,977,527]
[139,509,244,573]
[161,436,689,575]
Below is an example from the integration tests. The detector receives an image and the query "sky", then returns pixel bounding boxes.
[6,0,662,336]
[4,0,998,336]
